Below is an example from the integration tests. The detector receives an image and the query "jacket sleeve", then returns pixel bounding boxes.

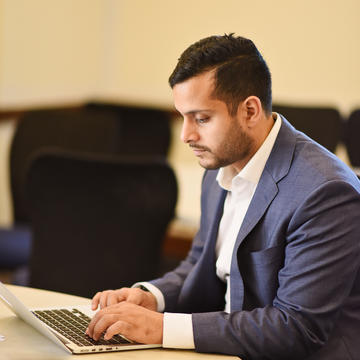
[192,180,360,360]
[149,171,211,312]
[149,228,204,312]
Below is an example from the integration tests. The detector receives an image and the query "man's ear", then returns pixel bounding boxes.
[240,96,262,128]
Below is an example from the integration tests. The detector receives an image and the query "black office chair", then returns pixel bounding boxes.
[26,150,178,298]
[0,108,121,275]
[344,109,360,168]
[10,108,121,225]
[272,104,343,152]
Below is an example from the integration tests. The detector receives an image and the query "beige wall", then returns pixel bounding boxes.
[0,0,104,107]
[0,0,359,225]
[91,0,360,114]
[1,0,359,112]
[98,0,360,114]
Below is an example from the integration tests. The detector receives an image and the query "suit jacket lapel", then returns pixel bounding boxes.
[234,116,295,251]
[235,170,278,249]
[202,180,227,258]
[229,170,278,310]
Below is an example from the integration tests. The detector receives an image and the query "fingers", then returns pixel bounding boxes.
[87,302,132,340]
[91,288,129,310]
[91,287,154,311]
[99,290,118,309]
[104,321,131,341]
[86,302,163,344]
[91,292,103,310]
[87,311,119,341]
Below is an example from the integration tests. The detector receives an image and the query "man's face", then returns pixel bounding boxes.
[173,71,255,170]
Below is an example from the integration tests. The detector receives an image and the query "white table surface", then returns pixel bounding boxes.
[0,284,238,360]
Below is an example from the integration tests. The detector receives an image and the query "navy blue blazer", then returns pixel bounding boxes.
[151,117,360,359]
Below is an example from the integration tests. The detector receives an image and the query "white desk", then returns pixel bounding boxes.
[0,285,238,360]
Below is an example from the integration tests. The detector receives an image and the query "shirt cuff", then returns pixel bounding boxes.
[132,282,165,313]
[163,312,195,349]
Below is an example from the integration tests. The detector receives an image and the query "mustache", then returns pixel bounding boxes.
[189,143,211,152]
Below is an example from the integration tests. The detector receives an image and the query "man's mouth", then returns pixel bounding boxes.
[189,144,208,157]
[192,148,205,156]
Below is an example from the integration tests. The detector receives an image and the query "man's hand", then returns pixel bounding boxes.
[86,302,163,344]
[91,287,158,311]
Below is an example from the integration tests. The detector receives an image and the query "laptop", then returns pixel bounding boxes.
[0,282,161,354]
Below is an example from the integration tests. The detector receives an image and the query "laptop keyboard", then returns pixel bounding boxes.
[32,308,131,347]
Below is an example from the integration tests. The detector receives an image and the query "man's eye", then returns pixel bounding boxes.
[196,117,209,124]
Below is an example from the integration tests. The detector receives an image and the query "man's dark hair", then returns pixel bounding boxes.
[169,34,272,116]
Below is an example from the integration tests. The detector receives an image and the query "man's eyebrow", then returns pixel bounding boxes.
[183,109,212,115]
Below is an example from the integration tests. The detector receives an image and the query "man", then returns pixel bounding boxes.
[86,34,360,359]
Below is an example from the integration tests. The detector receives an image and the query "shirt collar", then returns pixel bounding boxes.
[217,113,282,191]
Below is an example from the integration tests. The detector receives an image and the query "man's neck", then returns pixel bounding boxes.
[231,113,276,173]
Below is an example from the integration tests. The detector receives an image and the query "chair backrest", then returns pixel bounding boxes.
[85,102,172,156]
[272,104,343,152]
[344,109,360,167]
[10,104,172,225]
[10,108,121,224]
[26,150,178,298]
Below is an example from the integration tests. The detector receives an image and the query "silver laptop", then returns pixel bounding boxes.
[0,282,161,354]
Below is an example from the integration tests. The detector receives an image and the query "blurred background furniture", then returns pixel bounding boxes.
[85,102,172,156]
[10,108,122,226]
[343,109,360,170]
[2,102,357,288]
[0,104,172,283]
[0,107,121,277]
[272,104,343,152]
[26,150,177,298]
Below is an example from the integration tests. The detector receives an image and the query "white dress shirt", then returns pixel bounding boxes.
[137,114,282,349]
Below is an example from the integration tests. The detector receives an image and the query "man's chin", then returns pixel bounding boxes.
[198,160,221,170]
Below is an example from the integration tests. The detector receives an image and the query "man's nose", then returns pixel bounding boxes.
[180,119,199,143]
